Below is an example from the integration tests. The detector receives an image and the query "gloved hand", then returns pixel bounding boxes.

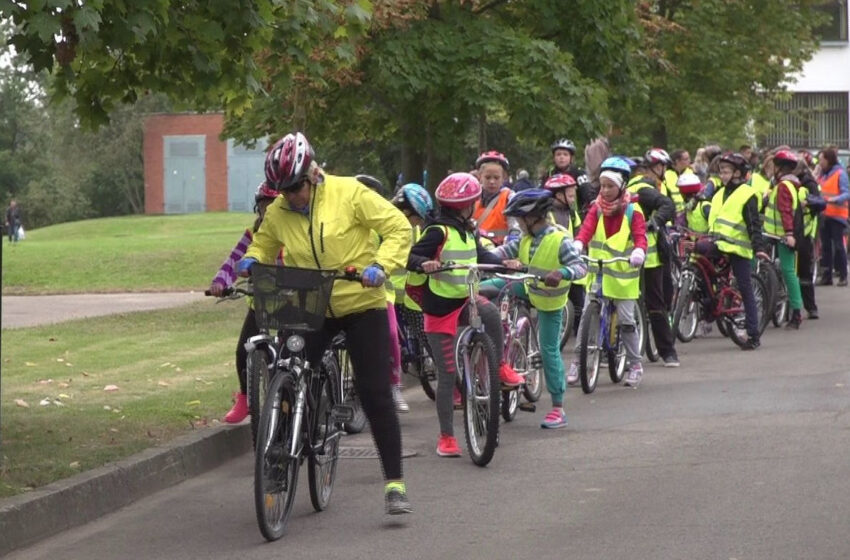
[237,258,257,277]
[505,232,521,244]
[544,270,564,287]
[572,240,584,254]
[629,248,646,268]
[362,264,386,287]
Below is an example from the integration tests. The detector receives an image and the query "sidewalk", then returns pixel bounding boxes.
[1,292,206,329]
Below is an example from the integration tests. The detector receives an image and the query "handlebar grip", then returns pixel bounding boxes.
[204,287,234,297]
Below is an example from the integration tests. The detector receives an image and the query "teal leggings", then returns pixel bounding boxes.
[778,243,802,311]
[480,278,566,407]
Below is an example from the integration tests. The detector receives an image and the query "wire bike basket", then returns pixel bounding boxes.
[251,264,337,332]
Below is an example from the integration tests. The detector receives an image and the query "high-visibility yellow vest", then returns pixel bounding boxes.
[388,225,422,309]
[427,225,476,299]
[664,169,685,214]
[763,179,799,236]
[798,186,818,239]
[627,176,660,269]
[708,185,756,259]
[685,199,710,233]
[588,204,643,300]
[548,207,588,287]
[519,230,571,311]
[749,171,771,212]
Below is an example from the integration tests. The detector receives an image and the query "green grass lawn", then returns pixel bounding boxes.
[1,299,247,498]
[2,212,254,294]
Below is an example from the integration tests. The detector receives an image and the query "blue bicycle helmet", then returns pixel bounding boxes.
[392,183,433,220]
[600,156,633,181]
[503,188,553,217]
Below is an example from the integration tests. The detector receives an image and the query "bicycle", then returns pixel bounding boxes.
[669,228,703,343]
[576,255,646,394]
[759,232,790,327]
[396,306,438,400]
[324,333,366,434]
[251,264,362,541]
[681,238,769,348]
[424,262,512,466]
[205,280,279,446]
[492,271,544,422]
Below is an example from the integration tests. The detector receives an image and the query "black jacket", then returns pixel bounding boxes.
[541,165,596,217]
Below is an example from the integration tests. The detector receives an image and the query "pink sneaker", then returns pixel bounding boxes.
[540,408,568,429]
[223,392,249,423]
[436,434,462,457]
[499,363,523,387]
[453,387,463,409]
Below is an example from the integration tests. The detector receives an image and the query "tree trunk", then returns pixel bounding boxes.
[651,124,668,151]
[477,109,487,153]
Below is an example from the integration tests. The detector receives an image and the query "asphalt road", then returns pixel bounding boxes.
[8,288,850,560]
[1,292,206,328]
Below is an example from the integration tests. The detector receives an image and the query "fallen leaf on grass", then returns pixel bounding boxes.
[48,337,56,342]
[52,400,64,407]
[58,382,70,388]
[175,367,182,372]
[81,371,90,377]
[159,362,171,368]
[65,363,73,367]
[39,399,51,406]
[103,385,119,392]
[58,393,71,400]
[69,462,80,469]
[112,409,121,414]
[103,405,112,411]
[38,379,53,385]
[157,381,170,387]
[15,399,29,408]
[109,428,119,433]
[185,400,201,407]
[25,362,37,366]
[56,358,64,363]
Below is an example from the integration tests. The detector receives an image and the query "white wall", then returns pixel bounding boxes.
[789,44,850,92]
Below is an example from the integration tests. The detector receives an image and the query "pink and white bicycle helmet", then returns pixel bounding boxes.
[264,132,314,191]
[435,172,482,209]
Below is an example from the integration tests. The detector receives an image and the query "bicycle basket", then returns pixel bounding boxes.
[251,264,337,332]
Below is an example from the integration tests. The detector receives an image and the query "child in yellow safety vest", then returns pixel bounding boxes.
[406,173,524,458]
[675,173,710,234]
[481,189,587,429]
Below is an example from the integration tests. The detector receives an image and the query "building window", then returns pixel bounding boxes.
[765,92,849,149]
[813,0,848,42]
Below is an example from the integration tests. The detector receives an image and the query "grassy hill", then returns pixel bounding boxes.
[2,213,254,294]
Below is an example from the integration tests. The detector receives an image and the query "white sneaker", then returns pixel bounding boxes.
[624,363,643,389]
[392,386,409,413]
[566,362,579,386]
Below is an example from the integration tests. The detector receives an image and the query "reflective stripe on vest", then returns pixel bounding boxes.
[473,189,512,240]
[763,180,798,236]
[749,172,771,212]
[428,226,476,298]
[627,178,661,269]
[588,203,643,299]
[519,231,571,311]
[708,185,755,259]
[820,168,849,220]
[664,169,685,214]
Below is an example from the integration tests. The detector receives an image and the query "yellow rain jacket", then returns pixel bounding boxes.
[245,174,412,317]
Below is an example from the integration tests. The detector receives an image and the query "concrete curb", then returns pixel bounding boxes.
[0,423,250,556]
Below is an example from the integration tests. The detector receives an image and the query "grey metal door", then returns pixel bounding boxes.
[227,139,268,212]
[164,135,206,213]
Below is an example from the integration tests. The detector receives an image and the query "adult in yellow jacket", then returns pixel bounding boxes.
[239,133,413,516]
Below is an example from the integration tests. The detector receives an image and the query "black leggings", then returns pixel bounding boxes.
[302,308,403,481]
[797,235,817,312]
[235,308,260,395]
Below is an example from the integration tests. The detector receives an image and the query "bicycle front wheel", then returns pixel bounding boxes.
[460,329,501,467]
[518,309,543,403]
[254,373,299,541]
[672,270,699,343]
[308,375,340,512]
[578,300,601,394]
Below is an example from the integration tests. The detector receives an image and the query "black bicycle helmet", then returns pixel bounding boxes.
[502,189,553,218]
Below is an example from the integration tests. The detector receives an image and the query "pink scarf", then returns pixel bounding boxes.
[595,191,629,217]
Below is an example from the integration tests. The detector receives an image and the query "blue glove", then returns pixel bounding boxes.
[362,264,386,287]
[237,258,257,277]
[505,232,521,244]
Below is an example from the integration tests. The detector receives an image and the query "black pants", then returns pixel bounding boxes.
[643,265,676,358]
[568,283,585,335]
[236,308,260,394]
[819,218,848,282]
[729,255,760,338]
[302,308,402,480]
[796,235,817,312]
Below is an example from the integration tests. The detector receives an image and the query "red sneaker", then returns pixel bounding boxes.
[436,434,462,457]
[499,363,523,387]
[224,392,249,423]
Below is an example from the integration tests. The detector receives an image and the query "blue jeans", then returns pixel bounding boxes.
[819,218,848,282]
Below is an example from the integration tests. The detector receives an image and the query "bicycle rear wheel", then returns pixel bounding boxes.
[501,389,519,422]
[728,275,768,348]
[460,330,501,467]
[308,375,340,512]
[672,270,699,343]
[248,349,271,447]
[578,300,601,394]
[771,270,789,328]
[254,373,299,541]
[337,347,366,434]
[416,338,437,401]
[518,309,543,403]
[639,300,659,362]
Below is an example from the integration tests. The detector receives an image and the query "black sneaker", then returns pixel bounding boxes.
[807,309,819,320]
[839,278,848,287]
[785,311,802,330]
[662,353,680,368]
[741,337,760,351]
[385,489,412,515]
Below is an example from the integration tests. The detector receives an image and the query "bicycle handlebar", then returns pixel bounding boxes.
[579,255,631,265]
[422,262,525,275]
[206,266,365,298]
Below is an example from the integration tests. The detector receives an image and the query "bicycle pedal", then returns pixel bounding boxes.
[529,356,543,369]
[331,404,355,423]
[518,402,536,413]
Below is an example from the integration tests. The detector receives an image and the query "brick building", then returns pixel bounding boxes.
[143,113,267,214]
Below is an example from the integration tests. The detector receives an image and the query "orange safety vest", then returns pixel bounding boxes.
[473,188,512,243]
[820,168,849,220]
